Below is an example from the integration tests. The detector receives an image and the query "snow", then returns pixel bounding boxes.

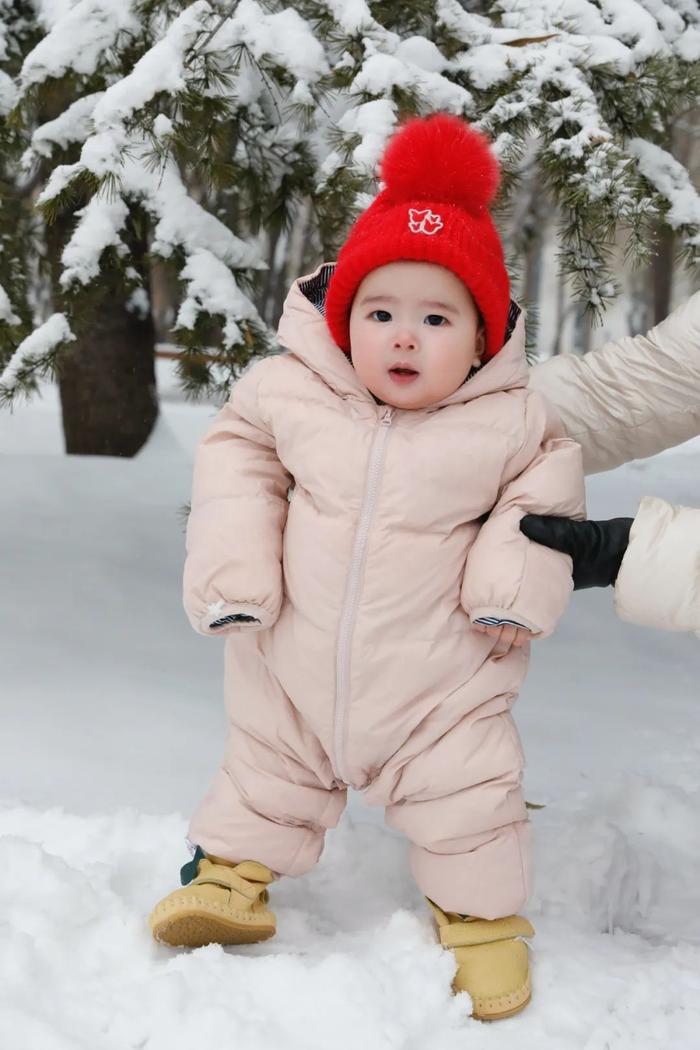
[629,139,700,247]
[12,0,698,361]
[2,372,700,1046]
[0,313,74,390]
[351,53,473,126]
[38,142,265,333]
[176,249,259,348]
[20,0,141,86]
[677,24,700,60]
[27,5,268,345]
[37,161,83,205]
[394,36,447,74]
[60,195,129,287]
[28,92,105,160]
[213,0,330,84]
[0,68,16,115]
[335,98,398,174]
[0,281,20,325]
[90,3,209,129]
[320,0,376,37]
[152,114,174,140]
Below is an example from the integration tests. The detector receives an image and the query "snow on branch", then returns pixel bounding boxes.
[3,0,698,405]
[60,194,130,287]
[90,2,212,128]
[20,1,141,86]
[212,0,329,83]
[0,281,20,326]
[0,312,74,394]
[177,248,260,348]
[27,2,269,352]
[318,0,376,36]
[0,69,16,116]
[630,138,700,259]
[27,92,105,161]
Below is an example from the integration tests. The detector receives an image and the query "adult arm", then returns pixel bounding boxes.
[529,293,700,475]
[520,500,700,635]
[615,497,700,634]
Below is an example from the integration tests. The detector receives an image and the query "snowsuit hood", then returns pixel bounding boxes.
[276,263,530,409]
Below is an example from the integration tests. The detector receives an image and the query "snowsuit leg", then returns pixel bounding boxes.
[383,702,530,920]
[188,634,346,877]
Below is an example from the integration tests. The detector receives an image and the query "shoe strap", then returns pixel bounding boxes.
[426,900,534,948]
[440,914,534,949]
[193,859,275,898]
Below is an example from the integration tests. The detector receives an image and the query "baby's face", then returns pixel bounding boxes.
[348,261,485,409]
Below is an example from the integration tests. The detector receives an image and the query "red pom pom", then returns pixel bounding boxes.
[379,113,500,213]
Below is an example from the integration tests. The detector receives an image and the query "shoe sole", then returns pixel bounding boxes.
[150,910,276,948]
[470,976,531,1022]
[475,993,531,1022]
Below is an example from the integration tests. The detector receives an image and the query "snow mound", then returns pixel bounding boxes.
[2,784,700,1048]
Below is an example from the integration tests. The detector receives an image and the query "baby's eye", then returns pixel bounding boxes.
[425,314,447,326]
[370,309,392,322]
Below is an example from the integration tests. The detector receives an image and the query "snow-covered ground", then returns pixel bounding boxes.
[2,369,700,1049]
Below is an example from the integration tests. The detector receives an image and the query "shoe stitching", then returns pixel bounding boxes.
[472,978,530,1011]
[153,897,275,923]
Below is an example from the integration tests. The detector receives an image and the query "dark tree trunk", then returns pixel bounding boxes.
[651,222,674,326]
[37,85,158,457]
[45,212,158,457]
[57,292,158,457]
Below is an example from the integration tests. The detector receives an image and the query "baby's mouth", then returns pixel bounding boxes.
[388,365,420,384]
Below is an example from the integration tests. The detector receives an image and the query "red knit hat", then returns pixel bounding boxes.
[324,113,510,362]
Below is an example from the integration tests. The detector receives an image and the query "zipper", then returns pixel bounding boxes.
[334,405,394,785]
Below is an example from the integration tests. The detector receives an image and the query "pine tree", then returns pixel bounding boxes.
[0,0,698,451]
[0,3,41,365]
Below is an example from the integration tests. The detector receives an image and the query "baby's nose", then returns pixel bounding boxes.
[394,330,417,349]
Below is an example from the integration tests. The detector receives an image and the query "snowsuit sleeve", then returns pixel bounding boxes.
[529,292,700,475]
[614,496,700,638]
[183,358,292,636]
[461,390,586,638]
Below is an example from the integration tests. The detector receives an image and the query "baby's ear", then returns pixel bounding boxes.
[475,326,486,359]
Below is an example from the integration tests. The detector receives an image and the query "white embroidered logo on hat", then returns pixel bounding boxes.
[408,207,443,235]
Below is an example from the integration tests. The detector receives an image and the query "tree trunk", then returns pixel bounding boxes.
[550,270,566,356]
[45,213,158,457]
[573,304,592,355]
[651,222,674,326]
[36,85,158,456]
[57,292,158,457]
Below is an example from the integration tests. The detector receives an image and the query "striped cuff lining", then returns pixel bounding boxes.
[210,614,261,629]
[473,616,533,630]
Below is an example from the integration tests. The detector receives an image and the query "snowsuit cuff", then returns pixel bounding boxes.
[198,601,276,636]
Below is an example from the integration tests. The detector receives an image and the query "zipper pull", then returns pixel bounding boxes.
[380,407,394,426]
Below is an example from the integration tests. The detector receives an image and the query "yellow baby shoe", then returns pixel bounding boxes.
[149,848,277,948]
[427,900,534,1020]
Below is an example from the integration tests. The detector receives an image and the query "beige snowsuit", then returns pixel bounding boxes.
[184,264,585,919]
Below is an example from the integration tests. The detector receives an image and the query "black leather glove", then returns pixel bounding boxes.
[519,514,634,590]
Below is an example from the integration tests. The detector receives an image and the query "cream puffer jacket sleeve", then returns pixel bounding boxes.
[183,358,292,636]
[529,292,700,475]
[613,496,700,637]
[461,389,586,638]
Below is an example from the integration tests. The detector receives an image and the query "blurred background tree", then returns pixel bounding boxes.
[1,0,698,455]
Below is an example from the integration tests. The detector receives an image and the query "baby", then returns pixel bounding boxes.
[149,114,585,1022]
